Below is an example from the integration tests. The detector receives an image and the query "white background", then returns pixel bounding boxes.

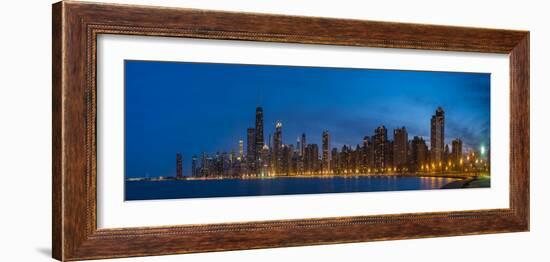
[0,0,546,261]
[98,35,509,228]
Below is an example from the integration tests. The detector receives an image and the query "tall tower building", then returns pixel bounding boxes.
[255,107,264,162]
[297,138,305,174]
[238,140,244,159]
[259,144,270,176]
[431,107,445,163]
[393,127,408,168]
[300,133,306,157]
[191,155,197,177]
[281,144,292,175]
[374,125,388,169]
[385,141,393,169]
[246,128,255,170]
[305,144,319,173]
[362,136,374,170]
[444,144,450,164]
[322,130,331,173]
[411,136,428,171]
[272,121,283,174]
[201,152,209,177]
[229,150,235,164]
[176,153,183,178]
[451,138,463,163]
[331,147,339,173]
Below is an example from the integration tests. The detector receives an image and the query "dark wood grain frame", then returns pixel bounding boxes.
[52,1,529,261]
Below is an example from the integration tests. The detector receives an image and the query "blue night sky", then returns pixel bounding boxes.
[125,60,490,178]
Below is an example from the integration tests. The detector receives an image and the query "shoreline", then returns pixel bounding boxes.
[441,176,491,189]
[126,172,488,182]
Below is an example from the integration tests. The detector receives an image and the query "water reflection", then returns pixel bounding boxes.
[126,175,468,200]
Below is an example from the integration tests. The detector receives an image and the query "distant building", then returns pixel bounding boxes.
[191,155,197,177]
[300,133,306,157]
[272,121,283,174]
[217,153,224,175]
[297,149,305,174]
[296,138,300,156]
[393,127,408,168]
[431,107,445,163]
[384,141,393,169]
[246,128,255,171]
[322,130,331,173]
[281,144,293,175]
[291,148,299,175]
[229,150,235,164]
[238,140,244,159]
[259,144,270,176]
[361,136,371,171]
[374,125,388,169]
[201,152,210,177]
[176,153,183,178]
[221,152,230,176]
[339,145,350,173]
[411,136,428,171]
[255,107,264,166]
[353,144,362,172]
[305,144,319,173]
[451,138,463,163]
[444,144,450,165]
[331,147,339,173]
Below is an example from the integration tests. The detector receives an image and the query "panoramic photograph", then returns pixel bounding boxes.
[124,60,491,201]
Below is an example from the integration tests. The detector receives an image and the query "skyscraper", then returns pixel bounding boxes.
[431,107,445,163]
[451,138,463,163]
[339,145,350,173]
[362,136,373,171]
[255,107,264,163]
[331,147,339,173]
[176,153,183,178]
[238,140,244,159]
[272,121,283,174]
[300,133,306,157]
[374,125,388,169]
[444,144,450,165]
[393,127,408,168]
[201,152,209,177]
[353,144,362,172]
[322,130,330,173]
[246,128,255,170]
[229,150,235,164]
[384,141,393,169]
[411,136,428,171]
[191,155,197,177]
[305,144,319,173]
[259,144,270,176]
[281,144,292,175]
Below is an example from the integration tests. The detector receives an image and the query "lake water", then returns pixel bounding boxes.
[125,176,461,201]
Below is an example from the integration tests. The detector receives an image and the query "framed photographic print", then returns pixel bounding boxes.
[52,1,529,261]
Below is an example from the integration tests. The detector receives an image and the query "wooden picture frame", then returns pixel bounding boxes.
[52,1,529,261]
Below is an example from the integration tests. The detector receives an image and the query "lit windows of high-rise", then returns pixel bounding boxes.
[431,107,445,163]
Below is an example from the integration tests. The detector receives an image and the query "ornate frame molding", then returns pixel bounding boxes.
[53,1,529,261]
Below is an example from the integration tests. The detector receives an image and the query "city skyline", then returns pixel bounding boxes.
[180,105,488,178]
[125,60,490,178]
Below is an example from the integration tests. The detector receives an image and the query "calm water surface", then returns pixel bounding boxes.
[125,176,461,201]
